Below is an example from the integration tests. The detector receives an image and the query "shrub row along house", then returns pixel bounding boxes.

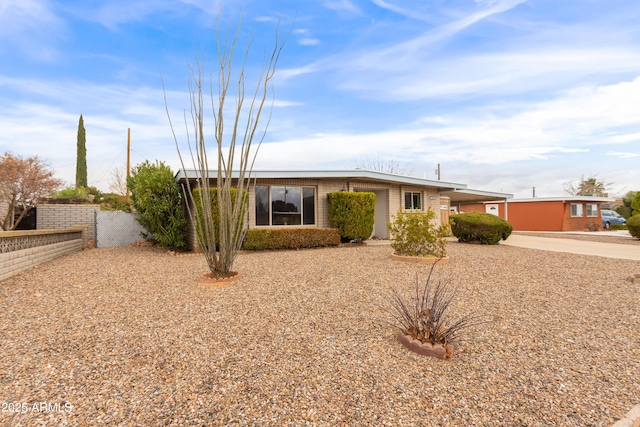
[175,169,512,252]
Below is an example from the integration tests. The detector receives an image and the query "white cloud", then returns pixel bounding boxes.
[607,152,640,159]
[299,38,320,46]
[88,0,223,29]
[322,0,361,15]
[0,0,65,60]
[254,75,640,198]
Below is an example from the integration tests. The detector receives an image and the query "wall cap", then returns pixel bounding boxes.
[0,229,82,238]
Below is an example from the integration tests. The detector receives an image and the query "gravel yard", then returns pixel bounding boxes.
[1,242,639,426]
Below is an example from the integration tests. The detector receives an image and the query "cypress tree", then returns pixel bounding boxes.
[76,114,87,188]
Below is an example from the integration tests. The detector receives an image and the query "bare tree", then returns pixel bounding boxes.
[355,155,414,176]
[109,165,128,197]
[564,175,611,197]
[0,152,63,230]
[165,13,288,279]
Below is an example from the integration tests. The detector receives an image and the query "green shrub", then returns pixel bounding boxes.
[99,192,132,212]
[450,212,513,245]
[616,206,632,219]
[610,224,628,231]
[192,187,248,246]
[242,228,341,250]
[49,186,88,200]
[327,192,376,242]
[386,208,448,257]
[632,193,640,216]
[127,160,187,250]
[628,214,640,239]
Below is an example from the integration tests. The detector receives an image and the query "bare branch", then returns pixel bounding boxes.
[163,11,290,278]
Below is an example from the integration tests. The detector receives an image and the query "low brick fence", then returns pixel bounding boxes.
[0,228,85,282]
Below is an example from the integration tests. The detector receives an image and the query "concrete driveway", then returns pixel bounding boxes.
[502,234,640,261]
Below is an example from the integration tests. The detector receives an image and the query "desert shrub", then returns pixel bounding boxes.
[387,263,485,353]
[242,228,340,250]
[628,214,640,239]
[127,160,187,250]
[450,212,512,245]
[327,192,376,242]
[192,187,248,247]
[585,222,601,232]
[610,224,628,230]
[386,208,448,257]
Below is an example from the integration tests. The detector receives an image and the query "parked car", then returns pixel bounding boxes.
[601,209,626,229]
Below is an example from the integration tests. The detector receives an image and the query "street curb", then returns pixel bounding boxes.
[612,405,640,427]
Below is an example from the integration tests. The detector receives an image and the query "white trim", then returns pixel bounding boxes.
[175,168,466,191]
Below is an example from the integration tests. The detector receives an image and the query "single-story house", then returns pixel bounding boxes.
[175,169,512,251]
[455,196,616,232]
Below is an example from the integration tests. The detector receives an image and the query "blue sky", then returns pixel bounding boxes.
[1,0,639,198]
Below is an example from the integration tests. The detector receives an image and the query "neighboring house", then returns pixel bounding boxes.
[455,196,615,232]
[175,169,512,251]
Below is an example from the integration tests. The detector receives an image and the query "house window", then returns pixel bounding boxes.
[404,192,421,210]
[586,204,598,217]
[255,185,315,226]
[570,203,584,217]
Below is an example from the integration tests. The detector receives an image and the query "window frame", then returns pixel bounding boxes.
[404,191,422,210]
[586,203,598,217]
[254,185,316,227]
[570,203,584,218]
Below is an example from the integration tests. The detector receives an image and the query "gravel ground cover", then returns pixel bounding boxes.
[1,242,639,426]
[514,232,640,247]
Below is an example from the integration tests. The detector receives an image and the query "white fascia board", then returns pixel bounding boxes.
[175,169,467,191]
[468,196,616,204]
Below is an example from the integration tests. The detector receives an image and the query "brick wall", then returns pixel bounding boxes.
[561,202,602,231]
[37,204,99,244]
[0,229,83,282]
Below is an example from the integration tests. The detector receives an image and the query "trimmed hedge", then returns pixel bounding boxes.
[628,214,640,239]
[192,187,248,245]
[327,192,376,242]
[242,228,341,250]
[450,212,513,245]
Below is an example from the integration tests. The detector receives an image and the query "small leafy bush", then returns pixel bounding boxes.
[192,187,248,247]
[387,263,485,351]
[327,192,376,242]
[610,224,628,231]
[127,160,187,250]
[628,214,640,239]
[386,208,448,257]
[450,212,512,245]
[242,228,341,250]
[99,192,132,212]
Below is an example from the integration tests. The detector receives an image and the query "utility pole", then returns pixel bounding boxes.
[126,128,131,202]
[435,163,441,180]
